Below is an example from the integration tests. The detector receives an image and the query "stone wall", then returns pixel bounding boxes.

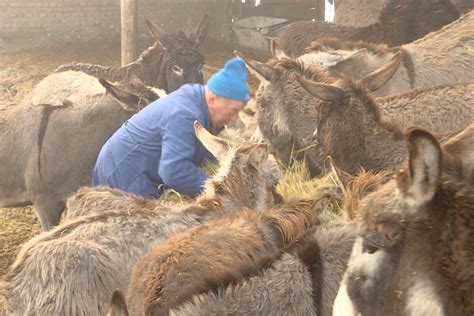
[0,0,227,41]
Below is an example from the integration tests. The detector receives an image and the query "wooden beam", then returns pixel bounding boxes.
[121,0,137,66]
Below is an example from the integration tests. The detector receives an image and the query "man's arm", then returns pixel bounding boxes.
[158,112,208,197]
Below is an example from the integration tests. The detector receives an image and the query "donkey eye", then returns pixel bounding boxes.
[198,64,203,71]
[172,65,183,76]
[362,238,379,254]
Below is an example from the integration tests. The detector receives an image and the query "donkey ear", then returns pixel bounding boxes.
[107,290,129,316]
[296,75,345,104]
[145,19,167,40]
[397,127,441,212]
[270,39,289,60]
[248,143,269,169]
[234,50,273,83]
[192,15,209,47]
[99,79,145,112]
[194,121,231,161]
[361,51,401,92]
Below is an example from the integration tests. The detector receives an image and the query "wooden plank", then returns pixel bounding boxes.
[121,0,137,66]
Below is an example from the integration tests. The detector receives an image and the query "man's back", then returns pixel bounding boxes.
[93,84,215,197]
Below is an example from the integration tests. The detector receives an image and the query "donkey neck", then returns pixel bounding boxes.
[358,119,407,173]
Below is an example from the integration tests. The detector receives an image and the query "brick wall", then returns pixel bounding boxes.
[0,0,227,41]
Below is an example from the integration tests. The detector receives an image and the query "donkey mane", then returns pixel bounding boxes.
[133,41,164,67]
[304,37,392,55]
[302,41,416,88]
[342,170,390,220]
[339,77,404,139]
[267,57,334,83]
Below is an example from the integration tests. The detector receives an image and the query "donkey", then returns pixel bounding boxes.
[236,52,336,177]
[122,198,321,315]
[56,16,209,93]
[296,70,473,175]
[295,10,474,96]
[333,125,474,316]
[0,74,164,230]
[107,201,357,316]
[334,0,472,27]
[0,122,280,316]
[145,167,397,316]
[239,50,473,177]
[278,0,460,57]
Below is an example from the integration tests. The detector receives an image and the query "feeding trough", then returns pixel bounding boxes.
[232,16,291,51]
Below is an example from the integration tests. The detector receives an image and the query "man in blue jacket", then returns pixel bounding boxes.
[92,57,250,198]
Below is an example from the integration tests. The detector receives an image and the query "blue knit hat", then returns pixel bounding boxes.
[207,57,250,103]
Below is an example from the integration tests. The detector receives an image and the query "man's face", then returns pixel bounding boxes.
[209,95,246,128]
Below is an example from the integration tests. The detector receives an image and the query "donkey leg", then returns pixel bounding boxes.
[34,195,65,230]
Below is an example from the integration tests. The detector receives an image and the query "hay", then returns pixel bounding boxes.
[276,158,343,223]
[0,206,41,278]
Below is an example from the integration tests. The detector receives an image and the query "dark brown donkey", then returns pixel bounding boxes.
[296,69,473,175]
[333,124,474,316]
[278,0,460,57]
[56,16,209,93]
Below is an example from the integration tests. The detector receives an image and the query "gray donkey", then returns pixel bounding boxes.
[0,76,162,230]
[294,11,474,96]
[0,122,280,316]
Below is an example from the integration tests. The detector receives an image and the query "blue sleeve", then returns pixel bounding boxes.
[158,111,208,197]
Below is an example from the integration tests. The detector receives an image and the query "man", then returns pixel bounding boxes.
[92,57,249,198]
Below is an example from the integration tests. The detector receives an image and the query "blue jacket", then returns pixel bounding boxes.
[92,84,218,197]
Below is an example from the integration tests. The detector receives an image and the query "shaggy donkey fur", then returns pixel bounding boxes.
[108,204,356,316]
[334,124,474,316]
[123,199,319,315]
[0,123,279,316]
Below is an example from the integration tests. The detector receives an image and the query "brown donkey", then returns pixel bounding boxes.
[296,69,472,175]
[333,124,474,316]
[122,199,321,315]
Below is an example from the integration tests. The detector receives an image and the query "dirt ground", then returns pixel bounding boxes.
[0,36,269,278]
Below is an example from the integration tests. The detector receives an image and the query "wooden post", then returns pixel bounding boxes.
[121,0,137,66]
[315,0,325,21]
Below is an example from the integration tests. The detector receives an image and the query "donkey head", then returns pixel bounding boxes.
[145,15,209,92]
[236,48,333,176]
[194,121,280,212]
[333,126,474,316]
[296,52,402,174]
